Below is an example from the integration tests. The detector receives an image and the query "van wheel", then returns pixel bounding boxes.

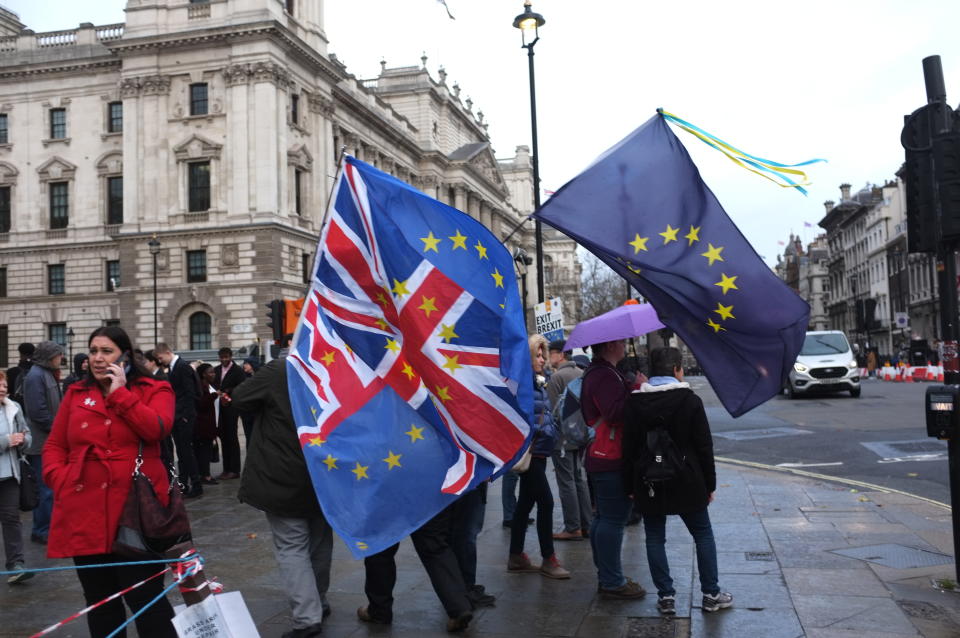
[785,383,796,399]
[850,388,861,398]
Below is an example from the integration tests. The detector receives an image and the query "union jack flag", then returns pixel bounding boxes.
[287,157,532,558]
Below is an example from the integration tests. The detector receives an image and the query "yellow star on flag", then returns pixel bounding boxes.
[701,243,724,266]
[435,386,452,402]
[376,291,390,307]
[385,338,401,353]
[684,225,701,246]
[320,351,335,366]
[383,451,402,470]
[713,303,735,321]
[375,318,389,331]
[322,454,338,471]
[405,424,425,442]
[626,262,642,274]
[401,361,416,380]
[706,318,726,333]
[438,323,459,343]
[391,278,410,297]
[307,435,325,447]
[442,354,463,374]
[356,541,368,550]
[418,296,439,317]
[660,224,679,244]
[351,462,370,480]
[491,268,504,288]
[629,234,649,253]
[420,231,441,253]
[449,230,468,250]
[715,273,739,295]
[474,240,488,260]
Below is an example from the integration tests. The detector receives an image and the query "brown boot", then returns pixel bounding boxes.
[539,554,571,579]
[507,552,538,572]
[552,529,584,541]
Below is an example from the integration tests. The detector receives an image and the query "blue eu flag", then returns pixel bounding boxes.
[533,114,809,416]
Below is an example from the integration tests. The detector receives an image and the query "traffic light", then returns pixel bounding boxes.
[265,299,285,343]
[901,104,939,253]
[284,297,305,337]
[934,131,960,240]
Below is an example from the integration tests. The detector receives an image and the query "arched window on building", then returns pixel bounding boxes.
[189,311,212,350]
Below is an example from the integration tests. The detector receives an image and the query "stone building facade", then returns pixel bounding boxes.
[0,0,579,363]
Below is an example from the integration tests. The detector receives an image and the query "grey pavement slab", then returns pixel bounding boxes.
[3,462,960,637]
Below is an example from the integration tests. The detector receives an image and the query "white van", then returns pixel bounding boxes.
[785,330,861,399]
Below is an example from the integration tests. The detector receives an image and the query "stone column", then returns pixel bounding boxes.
[224,64,252,215]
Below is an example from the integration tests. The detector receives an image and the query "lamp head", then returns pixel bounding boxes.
[513,1,544,47]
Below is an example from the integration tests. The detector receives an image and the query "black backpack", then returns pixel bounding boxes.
[636,415,685,497]
[11,368,26,411]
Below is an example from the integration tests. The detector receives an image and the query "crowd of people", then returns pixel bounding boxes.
[0,327,733,637]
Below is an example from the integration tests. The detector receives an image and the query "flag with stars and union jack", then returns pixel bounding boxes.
[287,156,533,558]
[533,113,810,417]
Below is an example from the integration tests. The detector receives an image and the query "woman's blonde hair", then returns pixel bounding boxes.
[528,334,549,366]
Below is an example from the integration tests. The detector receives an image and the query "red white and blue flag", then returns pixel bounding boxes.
[287,157,532,558]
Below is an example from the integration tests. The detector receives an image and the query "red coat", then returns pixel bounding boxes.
[42,376,174,558]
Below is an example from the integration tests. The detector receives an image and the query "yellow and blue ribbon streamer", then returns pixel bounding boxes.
[658,108,825,196]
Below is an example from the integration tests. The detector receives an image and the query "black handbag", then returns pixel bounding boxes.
[17,452,38,512]
[113,443,193,558]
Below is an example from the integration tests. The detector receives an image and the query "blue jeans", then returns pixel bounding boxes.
[451,484,486,586]
[643,508,719,597]
[588,471,631,589]
[500,471,519,523]
[28,454,52,540]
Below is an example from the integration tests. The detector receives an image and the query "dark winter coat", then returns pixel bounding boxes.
[61,353,89,394]
[23,361,63,455]
[166,357,198,427]
[531,375,558,457]
[43,377,174,558]
[622,381,716,515]
[232,358,322,519]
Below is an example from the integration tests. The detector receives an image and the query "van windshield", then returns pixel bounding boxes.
[800,333,850,356]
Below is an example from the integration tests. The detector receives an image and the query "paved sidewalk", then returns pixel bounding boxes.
[3,462,960,637]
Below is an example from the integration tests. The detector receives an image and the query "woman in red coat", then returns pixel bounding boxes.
[43,326,177,638]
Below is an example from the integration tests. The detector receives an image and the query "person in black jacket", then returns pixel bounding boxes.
[154,343,201,498]
[232,358,331,638]
[213,347,247,480]
[623,347,733,616]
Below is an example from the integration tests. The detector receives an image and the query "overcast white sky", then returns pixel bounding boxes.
[8,0,960,266]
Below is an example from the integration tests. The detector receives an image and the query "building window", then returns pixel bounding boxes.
[106,260,120,291]
[291,94,299,125]
[294,169,303,216]
[0,114,7,144]
[0,325,7,368]
[189,312,212,350]
[188,162,210,212]
[104,319,121,328]
[48,264,65,295]
[50,108,66,139]
[107,101,123,133]
[285,0,295,15]
[49,182,68,229]
[48,323,67,350]
[189,83,208,116]
[0,186,9,232]
[107,176,123,224]
[0,267,6,298]
[302,251,312,284]
[186,250,207,283]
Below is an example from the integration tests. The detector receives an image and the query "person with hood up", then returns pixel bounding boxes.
[622,347,732,615]
[23,340,64,545]
[61,353,89,394]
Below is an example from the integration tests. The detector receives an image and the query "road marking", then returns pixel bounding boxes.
[775,462,844,468]
[716,456,950,511]
[877,453,947,464]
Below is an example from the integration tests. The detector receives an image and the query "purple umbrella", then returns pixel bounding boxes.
[563,303,665,351]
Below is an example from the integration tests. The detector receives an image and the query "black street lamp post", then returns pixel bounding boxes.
[513,1,546,303]
[148,235,161,347]
[67,327,74,361]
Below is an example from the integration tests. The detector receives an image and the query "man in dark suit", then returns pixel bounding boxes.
[154,342,202,498]
[213,346,246,480]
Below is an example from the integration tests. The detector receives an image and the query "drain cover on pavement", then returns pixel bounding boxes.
[830,544,953,568]
[745,551,775,561]
[713,427,811,441]
[625,618,690,638]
